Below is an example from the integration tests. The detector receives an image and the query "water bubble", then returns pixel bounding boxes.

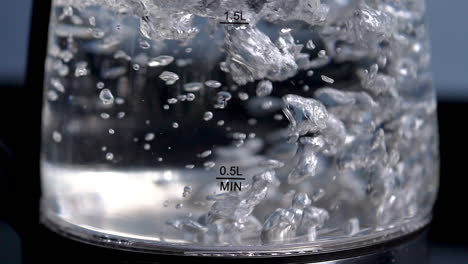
[303,85,310,92]
[106,152,114,161]
[256,80,273,97]
[307,70,314,77]
[99,89,114,105]
[203,112,213,121]
[148,55,174,67]
[306,40,316,50]
[157,157,163,162]
[184,82,203,92]
[172,122,179,128]
[204,80,222,88]
[132,64,141,71]
[185,164,195,169]
[145,120,151,125]
[217,120,225,126]
[52,131,62,143]
[167,98,178,104]
[145,133,155,141]
[185,47,192,53]
[163,104,170,110]
[108,129,115,134]
[144,143,151,150]
[159,71,179,85]
[117,112,126,119]
[176,203,184,209]
[47,90,59,101]
[96,82,105,89]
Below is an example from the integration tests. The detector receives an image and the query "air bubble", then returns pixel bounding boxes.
[306,40,316,50]
[47,90,59,101]
[51,78,65,93]
[148,55,174,67]
[238,92,249,101]
[183,186,192,198]
[96,82,105,89]
[106,152,114,161]
[74,62,88,77]
[256,80,273,97]
[52,131,62,143]
[205,80,222,88]
[321,75,334,84]
[204,161,215,169]
[139,40,151,49]
[99,89,114,105]
[203,112,213,121]
[100,113,110,119]
[197,150,212,158]
[145,133,155,141]
[184,82,203,92]
[186,93,196,101]
[318,50,327,58]
[167,98,178,104]
[159,71,179,85]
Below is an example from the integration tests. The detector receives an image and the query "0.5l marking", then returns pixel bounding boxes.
[216,166,244,191]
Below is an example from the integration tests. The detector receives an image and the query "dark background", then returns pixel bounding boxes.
[1,1,467,263]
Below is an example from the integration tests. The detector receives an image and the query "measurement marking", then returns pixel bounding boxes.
[216,177,246,180]
[219,22,249,25]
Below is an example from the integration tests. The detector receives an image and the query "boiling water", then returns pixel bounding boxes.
[41,0,439,253]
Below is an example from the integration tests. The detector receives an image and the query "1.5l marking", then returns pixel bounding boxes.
[220,11,249,25]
